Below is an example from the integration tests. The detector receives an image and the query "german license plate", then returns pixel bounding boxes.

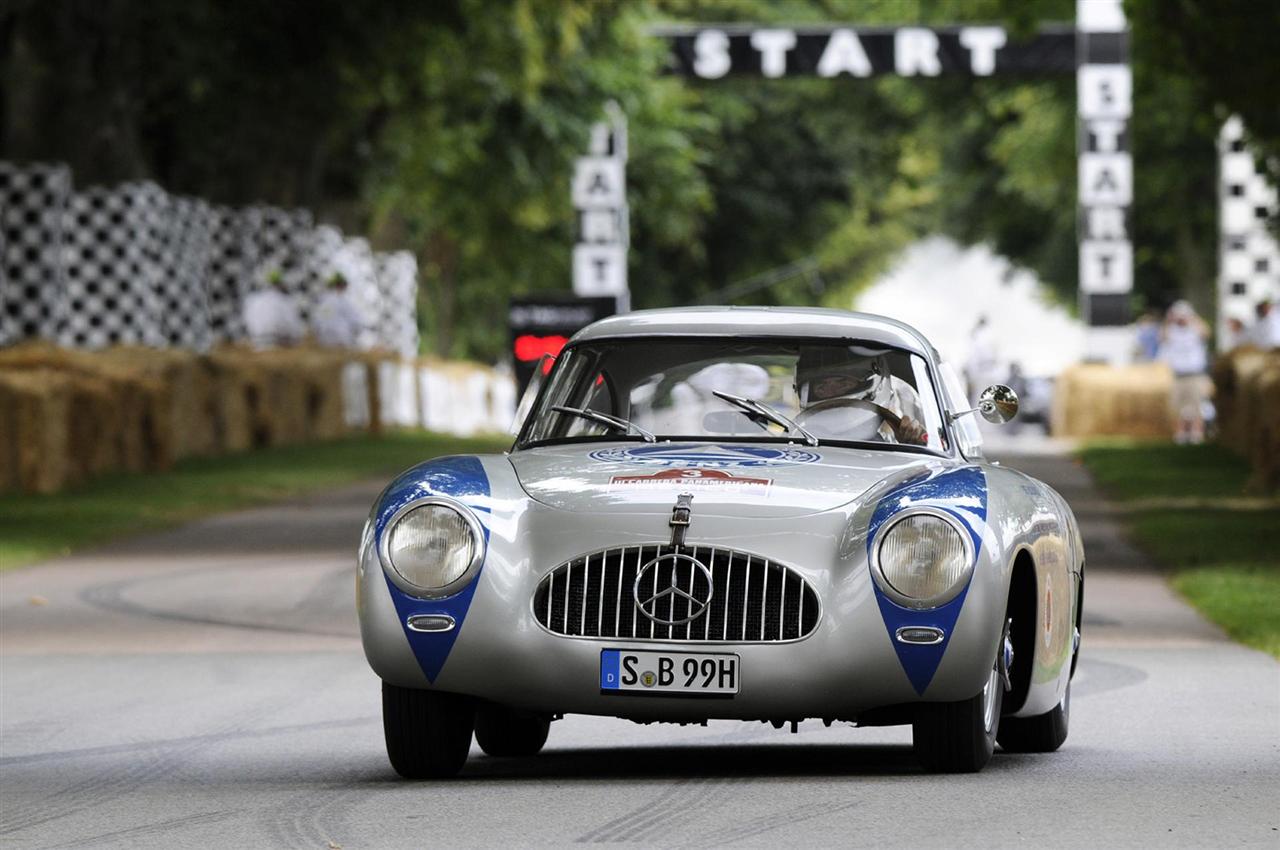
[600,649,739,696]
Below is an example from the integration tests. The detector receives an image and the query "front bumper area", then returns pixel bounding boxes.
[358,504,1007,721]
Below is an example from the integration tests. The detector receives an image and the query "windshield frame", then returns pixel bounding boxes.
[512,334,958,458]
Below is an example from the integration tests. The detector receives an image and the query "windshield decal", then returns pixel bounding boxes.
[609,467,772,495]
[588,443,820,468]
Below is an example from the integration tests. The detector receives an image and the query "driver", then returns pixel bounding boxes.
[794,346,930,445]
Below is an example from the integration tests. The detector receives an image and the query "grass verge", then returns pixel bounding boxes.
[1079,441,1280,659]
[0,431,508,570]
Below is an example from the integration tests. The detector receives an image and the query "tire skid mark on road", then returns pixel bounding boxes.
[0,716,375,766]
[258,786,372,850]
[576,777,744,843]
[78,567,355,638]
[1071,657,1148,700]
[0,694,289,838]
[689,794,862,848]
[28,808,240,850]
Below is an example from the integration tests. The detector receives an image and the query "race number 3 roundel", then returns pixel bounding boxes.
[588,443,821,469]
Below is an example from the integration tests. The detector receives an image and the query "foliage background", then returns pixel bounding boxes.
[2,0,1275,359]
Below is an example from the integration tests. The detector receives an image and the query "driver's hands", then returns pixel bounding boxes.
[895,415,928,446]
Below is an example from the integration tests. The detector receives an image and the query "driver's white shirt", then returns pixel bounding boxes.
[801,376,924,443]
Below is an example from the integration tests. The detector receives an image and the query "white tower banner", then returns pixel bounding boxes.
[572,103,629,309]
[1076,0,1133,358]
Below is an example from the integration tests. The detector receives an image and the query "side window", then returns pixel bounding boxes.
[939,361,983,457]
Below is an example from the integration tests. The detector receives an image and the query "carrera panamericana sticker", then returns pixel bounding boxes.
[608,467,772,495]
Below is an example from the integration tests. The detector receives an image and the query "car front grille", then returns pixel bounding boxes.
[532,544,820,642]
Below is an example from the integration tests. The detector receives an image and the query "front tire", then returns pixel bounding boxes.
[382,682,474,779]
[912,663,1003,773]
[998,684,1070,753]
[474,705,551,757]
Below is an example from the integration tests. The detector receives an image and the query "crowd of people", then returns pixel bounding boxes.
[1132,297,1279,444]
[241,271,364,350]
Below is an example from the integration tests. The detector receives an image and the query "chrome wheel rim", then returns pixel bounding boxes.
[982,665,1000,733]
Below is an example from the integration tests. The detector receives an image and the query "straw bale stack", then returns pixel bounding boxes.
[1050,363,1174,439]
[0,369,72,493]
[1252,362,1280,492]
[0,344,170,475]
[205,346,354,448]
[94,346,218,461]
[1213,347,1280,493]
[0,367,138,493]
[0,342,512,495]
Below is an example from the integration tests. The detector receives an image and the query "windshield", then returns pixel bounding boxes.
[518,338,949,453]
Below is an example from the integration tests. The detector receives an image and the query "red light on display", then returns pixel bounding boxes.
[513,334,568,369]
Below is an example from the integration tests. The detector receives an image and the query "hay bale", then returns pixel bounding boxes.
[206,345,353,448]
[0,343,173,472]
[1210,348,1280,493]
[0,369,73,494]
[94,346,218,461]
[1244,358,1280,493]
[1051,363,1174,439]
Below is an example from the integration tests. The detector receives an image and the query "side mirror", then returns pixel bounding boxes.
[978,384,1019,424]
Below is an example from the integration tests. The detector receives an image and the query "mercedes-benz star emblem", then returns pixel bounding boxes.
[633,553,714,625]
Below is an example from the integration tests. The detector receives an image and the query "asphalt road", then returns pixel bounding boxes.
[2,436,1277,848]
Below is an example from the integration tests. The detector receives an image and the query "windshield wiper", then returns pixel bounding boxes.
[711,390,819,447]
[551,405,656,442]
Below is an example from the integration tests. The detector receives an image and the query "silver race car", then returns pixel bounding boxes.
[357,308,1083,776]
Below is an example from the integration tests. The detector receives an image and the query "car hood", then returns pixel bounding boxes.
[508,441,934,518]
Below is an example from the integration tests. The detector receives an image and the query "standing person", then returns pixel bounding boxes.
[1221,315,1250,351]
[243,269,305,349]
[1133,308,1162,361]
[964,315,1000,402]
[1250,299,1280,349]
[313,273,364,348]
[1159,300,1211,445]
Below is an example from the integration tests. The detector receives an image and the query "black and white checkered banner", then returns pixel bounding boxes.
[0,163,419,356]
[1218,117,1279,348]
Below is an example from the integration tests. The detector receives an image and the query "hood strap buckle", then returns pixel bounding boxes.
[669,492,694,548]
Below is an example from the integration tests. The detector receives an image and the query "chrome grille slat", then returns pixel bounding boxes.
[702,547,712,642]
[533,544,819,643]
[595,552,603,636]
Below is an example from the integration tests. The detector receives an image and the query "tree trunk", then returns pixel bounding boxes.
[1174,209,1214,320]
[422,230,460,358]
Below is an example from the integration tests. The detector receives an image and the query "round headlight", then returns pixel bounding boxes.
[876,513,971,606]
[383,502,482,594]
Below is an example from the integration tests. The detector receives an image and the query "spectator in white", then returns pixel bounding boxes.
[243,270,305,349]
[964,315,1000,402]
[313,273,364,348]
[1249,299,1280,349]
[1159,300,1211,445]
[1221,314,1250,351]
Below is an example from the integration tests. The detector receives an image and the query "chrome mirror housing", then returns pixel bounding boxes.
[978,384,1019,424]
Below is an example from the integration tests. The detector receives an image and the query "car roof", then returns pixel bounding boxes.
[570,306,937,358]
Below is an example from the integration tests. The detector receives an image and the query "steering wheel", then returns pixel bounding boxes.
[793,396,903,430]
